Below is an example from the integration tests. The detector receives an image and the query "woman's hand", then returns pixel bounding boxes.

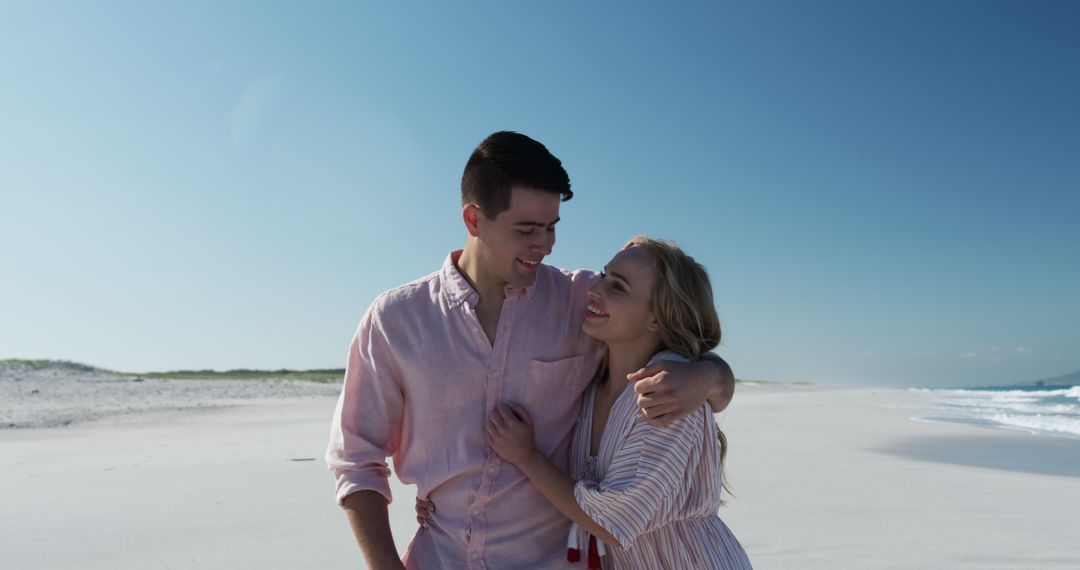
[485,403,537,465]
[415,497,435,528]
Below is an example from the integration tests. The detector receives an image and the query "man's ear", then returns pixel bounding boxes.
[463,203,482,237]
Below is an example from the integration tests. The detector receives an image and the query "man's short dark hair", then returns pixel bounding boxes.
[461,131,573,219]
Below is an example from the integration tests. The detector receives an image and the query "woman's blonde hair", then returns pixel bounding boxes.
[623,235,721,360]
[623,236,731,487]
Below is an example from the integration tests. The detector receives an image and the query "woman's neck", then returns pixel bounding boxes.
[602,337,661,394]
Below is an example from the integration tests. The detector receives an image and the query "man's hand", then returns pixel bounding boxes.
[628,356,734,426]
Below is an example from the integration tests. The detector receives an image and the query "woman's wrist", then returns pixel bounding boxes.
[513,449,543,473]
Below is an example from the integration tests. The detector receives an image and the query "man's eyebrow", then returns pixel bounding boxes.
[512,217,560,228]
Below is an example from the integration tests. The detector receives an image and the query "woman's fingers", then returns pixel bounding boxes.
[496,404,515,425]
[490,408,507,432]
[415,497,435,528]
[487,413,509,451]
[508,403,532,426]
[487,404,530,448]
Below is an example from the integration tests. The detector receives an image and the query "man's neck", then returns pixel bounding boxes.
[455,244,507,308]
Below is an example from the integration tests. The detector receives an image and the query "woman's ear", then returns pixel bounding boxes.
[647,314,660,333]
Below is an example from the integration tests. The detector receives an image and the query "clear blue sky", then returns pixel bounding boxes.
[2,1,1077,388]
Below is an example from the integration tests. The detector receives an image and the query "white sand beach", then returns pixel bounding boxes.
[3,378,1079,569]
[722,384,1080,569]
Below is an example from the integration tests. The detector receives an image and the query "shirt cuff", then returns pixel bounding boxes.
[335,470,393,507]
[573,480,633,550]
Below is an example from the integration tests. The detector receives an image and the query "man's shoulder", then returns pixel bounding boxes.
[369,270,442,314]
[540,264,598,286]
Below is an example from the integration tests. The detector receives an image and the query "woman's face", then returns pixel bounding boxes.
[582,245,659,345]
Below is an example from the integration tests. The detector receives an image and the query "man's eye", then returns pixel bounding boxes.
[517,229,535,236]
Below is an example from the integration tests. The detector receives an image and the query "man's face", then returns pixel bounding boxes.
[474,185,561,288]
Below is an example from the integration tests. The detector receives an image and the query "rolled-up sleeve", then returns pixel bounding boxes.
[325,299,405,506]
[572,412,700,548]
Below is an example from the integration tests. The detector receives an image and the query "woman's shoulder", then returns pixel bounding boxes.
[623,400,711,445]
[609,351,712,447]
[646,349,691,366]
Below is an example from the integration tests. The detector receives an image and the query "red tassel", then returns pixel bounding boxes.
[587,535,601,569]
[567,547,581,563]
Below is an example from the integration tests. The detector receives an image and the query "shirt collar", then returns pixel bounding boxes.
[440,250,538,308]
[511,275,538,302]
[441,250,479,309]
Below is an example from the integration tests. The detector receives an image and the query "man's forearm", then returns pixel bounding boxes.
[702,353,735,413]
[342,490,404,570]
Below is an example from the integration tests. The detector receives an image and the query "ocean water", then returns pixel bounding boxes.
[913,385,1080,440]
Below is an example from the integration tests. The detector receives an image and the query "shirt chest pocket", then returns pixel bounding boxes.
[518,355,587,428]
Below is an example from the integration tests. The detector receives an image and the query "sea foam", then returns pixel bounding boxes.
[914,384,1080,439]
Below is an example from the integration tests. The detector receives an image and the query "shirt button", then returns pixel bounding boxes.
[471,552,480,559]
[472,508,480,515]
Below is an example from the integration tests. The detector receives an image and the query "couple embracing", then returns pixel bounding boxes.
[326,131,752,569]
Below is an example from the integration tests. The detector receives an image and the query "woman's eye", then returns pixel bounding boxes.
[598,271,622,293]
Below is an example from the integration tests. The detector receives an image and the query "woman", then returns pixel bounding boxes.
[485,236,752,569]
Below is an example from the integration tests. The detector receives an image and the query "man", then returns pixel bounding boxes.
[326,131,735,569]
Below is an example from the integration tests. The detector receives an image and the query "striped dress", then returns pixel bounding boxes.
[568,352,753,570]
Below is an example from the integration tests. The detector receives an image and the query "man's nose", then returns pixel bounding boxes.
[532,232,554,256]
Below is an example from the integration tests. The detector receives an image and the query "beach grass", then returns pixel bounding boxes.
[0,359,344,383]
[1,359,107,373]
[3,359,785,385]
[129,369,344,383]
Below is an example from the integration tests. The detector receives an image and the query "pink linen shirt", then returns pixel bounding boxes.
[326,250,604,570]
